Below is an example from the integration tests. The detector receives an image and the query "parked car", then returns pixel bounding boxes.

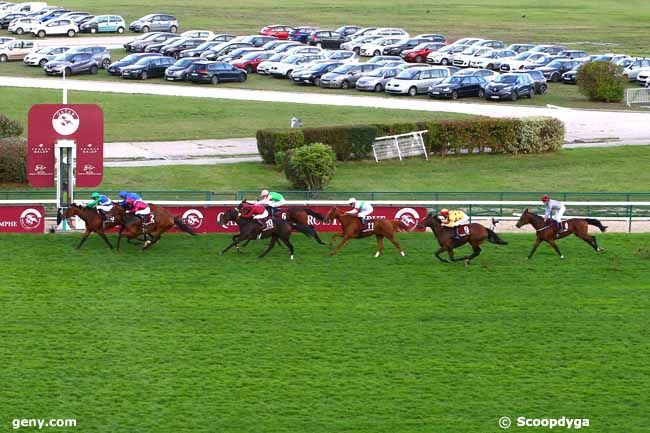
[453,67,498,82]
[272,41,303,53]
[386,66,449,96]
[210,33,237,43]
[535,58,582,82]
[471,39,505,49]
[413,33,446,43]
[523,54,560,70]
[231,50,275,73]
[335,25,361,38]
[121,56,175,79]
[401,42,446,63]
[240,35,277,48]
[37,9,70,23]
[163,38,206,59]
[67,46,111,69]
[23,45,68,67]
[180,30,213,39]
[0,11,24,28]
[319,62,382,89]
[635,68,650,85]
[355,66,401,92]
[260,24,293,40]
[307,30,347,49]
[0,36,15,48]
[129,14,178,33]
[43,52,98,76]
[382,37,438,56]
[347,27,378,40]
[261,39,295,51]
[164,57,202,81]
[452,47,494,67]
[511,70,547,93]
[485,73,535,100]
[124,32,173,52]
[218,47,263,63]
[288,26,319,43]
[32,18,78,38]
[269,54,323,78]
[74,15,94,27]
[500,52,546,71]
[187,61,247,84]
[530,44,566,55]
[428,75,487,99]
[360,36,407,57]
[325,50,358,63]
[367,55,403,64]
[340,34,382,54]
[0,39,36,62]
[57,11,91,22]
[369,27,409,38]
[286,45,322,56]
[470,49,516,69]
[622,59,650,81]
[450,37,482,46]
[145,37,181,53]
[506,43,536,54]
[7,16,36,34]
[202,41,253,60]
[79,15,125,34]
[179,41,222,58]
[557,50,588,59]
[256,52,286,75]
[107,53,161,76]
[561,64,582,84]
[427,44,468,65]
[291,60,342,85]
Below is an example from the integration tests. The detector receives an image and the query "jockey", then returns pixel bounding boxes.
[240,202,268,227]
[86,192,113,217]
[439,208,470,238]
[346,198,373,229]
[257,190,285,217]
[131,198,153,227]
[542,195,566,231]
[118,191,142,209]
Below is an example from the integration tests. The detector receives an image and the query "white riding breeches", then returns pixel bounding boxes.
[453,217,470,226]
[97,204,113,212]
[553,205,566,223]
[253,210,269,220]
[135,206,151,216]
[269,199,285,208]
[358,206,373,218]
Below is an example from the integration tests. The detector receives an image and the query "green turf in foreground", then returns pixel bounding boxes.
[0,87,468,142]
[93,146,650,193]
[0,233,648,433]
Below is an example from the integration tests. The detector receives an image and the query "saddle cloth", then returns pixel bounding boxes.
[456,225,470,237]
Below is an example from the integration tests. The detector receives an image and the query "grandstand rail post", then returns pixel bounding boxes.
[628,205,633,233]
[469,204,473,223]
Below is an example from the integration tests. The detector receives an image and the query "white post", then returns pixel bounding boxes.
[62,71,68,104]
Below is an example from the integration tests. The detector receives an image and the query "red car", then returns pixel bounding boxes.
[260,25,294,40]
[231,51,275,73]
[401,42,446,63]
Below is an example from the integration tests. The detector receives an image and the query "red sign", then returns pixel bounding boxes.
[0,206,46,233]
[27,104,104,187]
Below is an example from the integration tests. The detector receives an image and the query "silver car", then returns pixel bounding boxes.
[319,63,381,89]
[129,14,178,33]
[355,67,400,92]
[23,45,69,67]
[385,66,449,96]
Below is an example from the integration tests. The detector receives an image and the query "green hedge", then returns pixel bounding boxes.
[257,117,565,163]
[0,114,23,139]
[577,61,626,102]
[0,137,27,184]
[284,143,336,190]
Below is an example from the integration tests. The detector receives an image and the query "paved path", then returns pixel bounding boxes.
[4,76,650,144]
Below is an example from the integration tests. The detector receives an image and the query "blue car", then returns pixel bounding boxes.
[79,15,126,34]
[38,9,70,23]
[288,26,318,43]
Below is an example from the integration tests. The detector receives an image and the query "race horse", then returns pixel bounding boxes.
[516,209,606,259]
[267,206,327,245]
[115,204,196,250]
[218,203,318,259]
[323,207,408,257]
[59,204,116,249]
[417,212,508,264]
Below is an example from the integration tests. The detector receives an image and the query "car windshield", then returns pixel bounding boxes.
[309,63,330,72]
[441,76,464,84]
[240,51,262,60]
[121,54,141,62]
[166,39,185,47]
[395,68,423,79]
[366,68,388,77]
[134,58,152,66]
[331,64,356,74]
[461,47,480,55]
[268,53,284,61]
[546,60,566,68]
[196,41,217,50]
[60,54,77,62]
[173,58,196,67]
[496,75,518,84]
[535,56,554,63]
[380,38,400,46]
[282,55,301,64]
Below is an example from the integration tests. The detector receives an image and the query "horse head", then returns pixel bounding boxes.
[417,212,441,229]
[323,207,341,224]
[515,208,530,228]
[218,207,240,225]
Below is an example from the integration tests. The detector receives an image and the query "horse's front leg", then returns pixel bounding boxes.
[527,238,542,259]
[434,247,449,263]
[221,235,244,255]
[76,229,91,249]
[328,235,350,256]
[258,236,278,259]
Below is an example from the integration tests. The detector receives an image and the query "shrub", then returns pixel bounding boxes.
[256,128,304,164]
[284,143,336,190]
[577,61,626,102]
[0,114,23,139]
[0,137,27,184]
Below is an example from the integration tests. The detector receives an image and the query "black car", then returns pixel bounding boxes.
[0,13,25,28]
[485,73,535,101]
[512,70,547,94]
[187,61,247,84]
[382,38,436,56]
[428,75,487,99]
[291,61,343,85]
[240,35,277,47]
[524,55,560,70]
[107,53,161,76]
[164,57,203,81]
[124,32,175,52]
[307,30,347,49]
[120,56,175,79]
[561,65,582,84]
[535,59,581,82]
[217,47,262,63]
[144,36,182,53]
[202,42,253,60]
[179,41,224,58]
[163,38,206,59]
[557,50,588,59]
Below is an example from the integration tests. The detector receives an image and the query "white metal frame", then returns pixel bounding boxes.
[625,87,650,106]
[372,130,428,162]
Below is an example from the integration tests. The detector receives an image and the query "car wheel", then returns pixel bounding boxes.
[211,75,219,84]
[117,27,124,34]
[528,88,534,99]
[487,64,493,70]
[441,58,449,65]
[89,65,98,75]
[142,26,150,33]
[67,29,76,37]
[478,88,485,97]
[0,54,7,63]
[353,47,360,55]
[374,50,381,57]
[141,71,148,80]
[239,74,246,82]
[90,27,97,34]
[38,58,47,67]
[451,90,458,100]
[314,77,320,86]
[64,67,72,77]
[341,80,350,89]
[511,91,518,101]
[551,72,560,82]
[37,30,45,38]
[408,86,418,96]
[102,59,110,69]
[416,55,424,63]
[374,83,383,92]
[170,26,177,33]
[540,84,547,94]
[286,70,293,78]
[15,27,24,35]
[245,65,253,74]
[316,42,322,48]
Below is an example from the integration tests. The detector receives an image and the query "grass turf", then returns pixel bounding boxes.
[0,233,648,433]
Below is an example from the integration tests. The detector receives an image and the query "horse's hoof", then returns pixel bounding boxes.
[290,255,294,260]
[400,251,406,257]
[597,247,604,252]
[560,255,565,259]
[464,259,470,267]
[374,251,380,258]
[328,252,335,257]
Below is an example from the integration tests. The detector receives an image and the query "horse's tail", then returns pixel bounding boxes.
[487,229,508,245]
[174,216,196,235]
[304,208,324,221]
[585,218,607,232]
[393,220,410,232]
[290,222,317,238]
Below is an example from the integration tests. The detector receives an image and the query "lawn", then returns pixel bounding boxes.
[0,86,468,141]
[0,233,648,433]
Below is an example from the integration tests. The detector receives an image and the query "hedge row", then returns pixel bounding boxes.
[0,114,23,139]
[0,137,27,184]
[257,117,565,163]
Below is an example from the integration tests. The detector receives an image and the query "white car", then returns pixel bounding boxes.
[256,52,287,75]
[0,36,15,48]
[324,49,358,63]
[636,68,650,85]
[0,39,37,62]
[32,18,78,38]
[286,45,322,56]
[500,52,546,72]
[450,37,483,46]
[369,27,409,38]
[269,54,324,78]
[23,45,69,67]
[453,67,499,83]
[470,49,516,69]
[181,30,214,40]
[360,36,406,57]
[452,47,494,67]
[385,66,449,96]
[622,59,650,81]
[7,16,37,34]
[340,34,382,53]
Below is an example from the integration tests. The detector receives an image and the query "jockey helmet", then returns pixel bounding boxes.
[348,197,356,205]
[91,192,100,199]
[440,208,449,216]
[261,189,269,197]
[542,195,550,202]
[118,191,127,198]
